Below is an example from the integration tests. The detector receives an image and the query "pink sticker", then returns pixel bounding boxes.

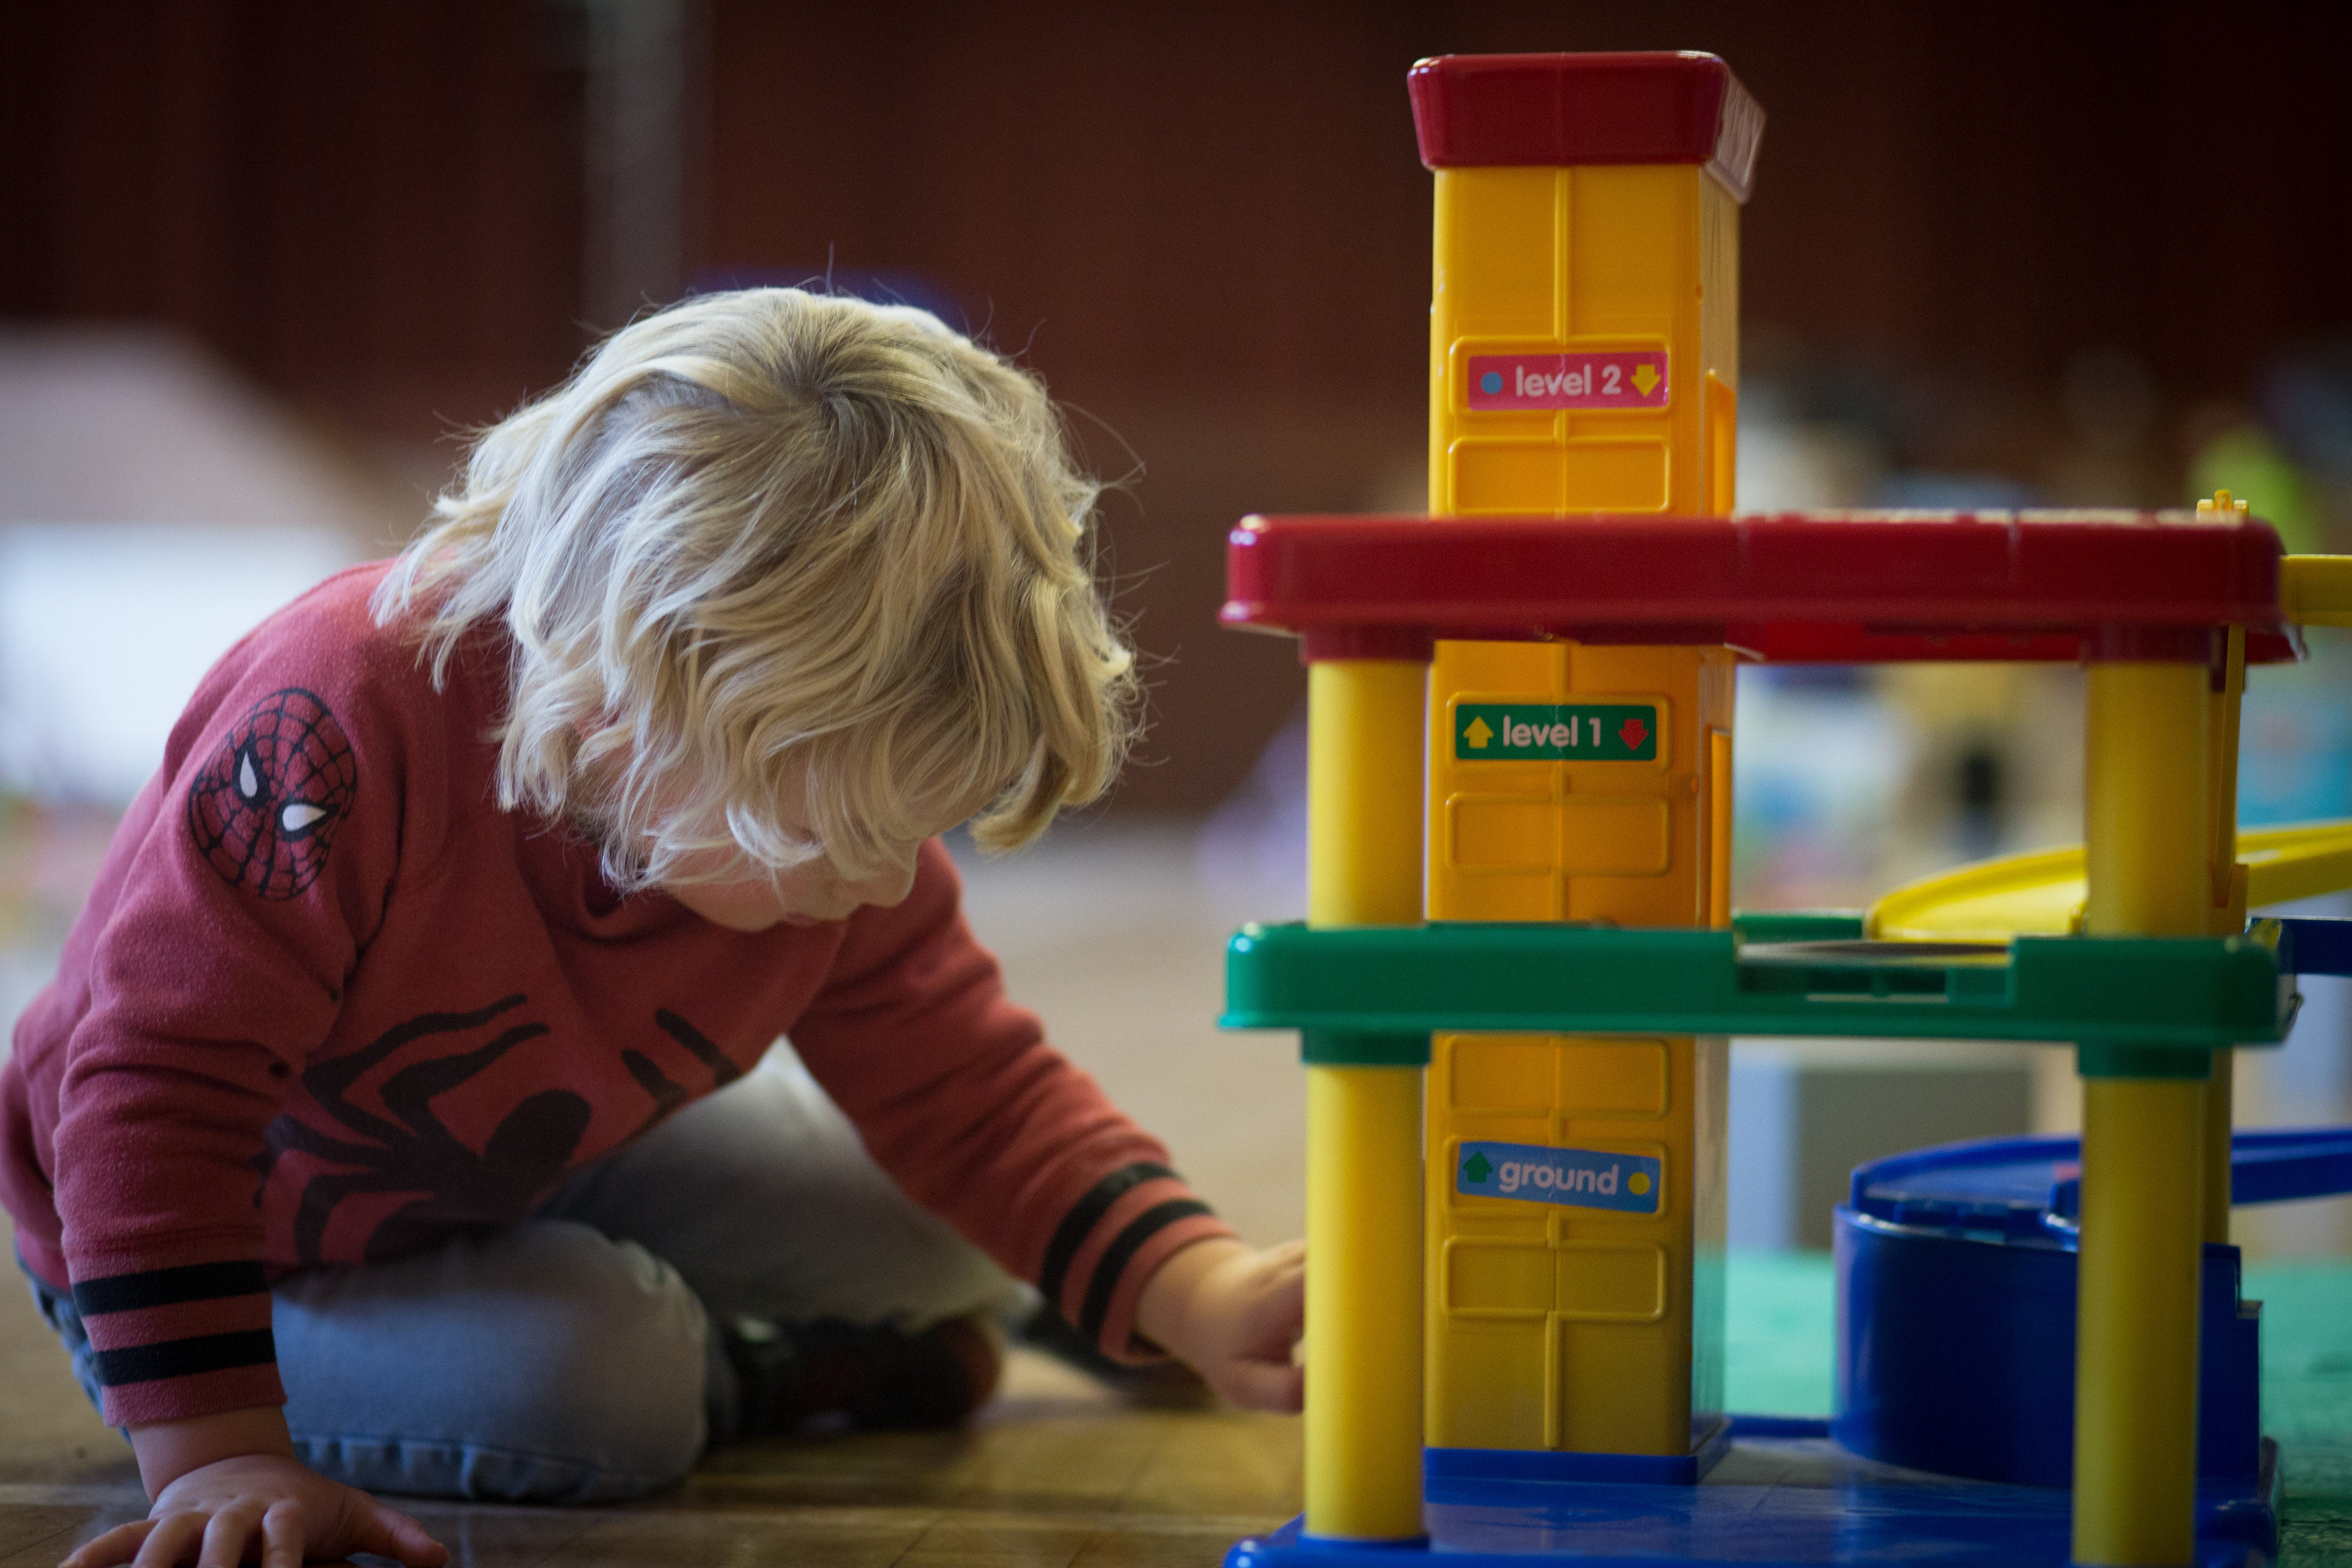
[1467,352,1669,411]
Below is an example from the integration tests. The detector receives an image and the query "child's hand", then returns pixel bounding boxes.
[1134,1237,1305,1412]
[61,1452,447,1568]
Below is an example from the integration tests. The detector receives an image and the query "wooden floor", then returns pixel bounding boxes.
[0,1251,1302,1567]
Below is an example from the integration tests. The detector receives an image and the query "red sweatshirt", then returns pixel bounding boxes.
[0,562,1229,1428]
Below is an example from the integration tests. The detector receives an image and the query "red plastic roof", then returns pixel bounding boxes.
[1221,511,2294,665]
[1407,52,1765,201]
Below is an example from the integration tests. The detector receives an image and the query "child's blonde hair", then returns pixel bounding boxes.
[374,287,1137,889]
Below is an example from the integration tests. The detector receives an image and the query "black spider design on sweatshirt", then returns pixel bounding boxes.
[252,997,742,1264]
[187,688,358,898]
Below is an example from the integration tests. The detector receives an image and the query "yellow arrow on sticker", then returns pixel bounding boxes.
[1463,716,1494,748]
[1631,363,1661,397]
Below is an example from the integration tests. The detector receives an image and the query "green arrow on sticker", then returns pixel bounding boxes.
[1463,716,1494,749]
[1462,1151,1493,1184]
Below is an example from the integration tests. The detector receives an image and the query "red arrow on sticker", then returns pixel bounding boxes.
[1618,717,1649,751]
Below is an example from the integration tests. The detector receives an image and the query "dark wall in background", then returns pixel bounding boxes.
[8,1,2350,812]
[0,3,587,463]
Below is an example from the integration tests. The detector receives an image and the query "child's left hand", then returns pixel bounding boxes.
[1134,1237,1305,1411]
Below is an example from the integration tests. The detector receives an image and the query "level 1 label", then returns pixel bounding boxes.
[1456,703,1657,760]
[1458,1140,1662,1215]
[1466,351,1669,411]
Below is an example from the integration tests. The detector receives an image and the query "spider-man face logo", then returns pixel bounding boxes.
[186,687,359,899]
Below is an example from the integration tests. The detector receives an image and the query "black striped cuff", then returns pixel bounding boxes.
[73,1260,270,1317]
[1078,1198,1215,1345]
[93,1329,278,1388]
[1037,1162,1179,1311]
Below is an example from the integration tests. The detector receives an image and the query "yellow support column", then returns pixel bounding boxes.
[1309,662,1427,927]
[2076,1077,2205,1565]
[2198,494,2252,1247]
[2073,660,2212,1567]
[1303,657,1428,1542]
[2203,618,2248,1243]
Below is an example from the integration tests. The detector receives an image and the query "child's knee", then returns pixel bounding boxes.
[457,1226,712,1484]
[277,1221,714,1498]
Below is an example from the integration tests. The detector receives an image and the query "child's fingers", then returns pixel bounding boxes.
[1258,1246,1306,1298]
[349,1496,450,1568]
[1217,1357,1306,1413]
[128,1511,206,1568]
[59,1516,155,1568]
[1247,1270,1306,1349]
[260,1504,304,1568]
[195,1502,265,1568]
[1245,1313,1305,1364]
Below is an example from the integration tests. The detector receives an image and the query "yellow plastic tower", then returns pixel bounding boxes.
[1426,642,1733,1456]
[1426,165,1741,520]
[1421,107,1747,1461]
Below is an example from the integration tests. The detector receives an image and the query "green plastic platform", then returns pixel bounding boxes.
[1223,919,2293,1072]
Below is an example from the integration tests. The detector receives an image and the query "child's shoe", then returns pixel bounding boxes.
[722,1312,1003,1436]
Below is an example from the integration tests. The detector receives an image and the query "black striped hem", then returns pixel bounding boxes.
[1079,1198,1216,1346]
[1037,1162,1179,1312]
[74,1261,270,1318]
[93,1329,277,1388]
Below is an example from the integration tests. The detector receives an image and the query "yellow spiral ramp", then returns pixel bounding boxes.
[1866,818,2352,942]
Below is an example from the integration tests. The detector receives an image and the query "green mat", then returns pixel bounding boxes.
[1725,1252,2352,1564]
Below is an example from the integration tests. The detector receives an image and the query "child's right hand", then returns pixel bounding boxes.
[61,1452,447,1568]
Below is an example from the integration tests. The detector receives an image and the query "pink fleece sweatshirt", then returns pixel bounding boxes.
[0,562,1229,1427]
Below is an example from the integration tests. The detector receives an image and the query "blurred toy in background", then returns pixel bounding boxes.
[1727,666,1912,910]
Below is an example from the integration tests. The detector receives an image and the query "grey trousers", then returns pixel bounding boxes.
[27,1046,1024,1502]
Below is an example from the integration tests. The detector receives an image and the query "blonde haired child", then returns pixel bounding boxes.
[3,289,1305,1568]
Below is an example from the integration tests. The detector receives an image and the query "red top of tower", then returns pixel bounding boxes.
[1406,52,1764,202]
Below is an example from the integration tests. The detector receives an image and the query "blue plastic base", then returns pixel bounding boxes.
[1224,1424,2281,1567]
[1426,1416,1734,1488]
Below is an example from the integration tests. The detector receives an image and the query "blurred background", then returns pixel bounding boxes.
[6,0,2352,1259]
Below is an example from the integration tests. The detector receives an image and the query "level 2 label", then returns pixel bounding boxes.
[1458,1140,1663,1215]
[1456,702,1657,760]
[1467,351,1668,411]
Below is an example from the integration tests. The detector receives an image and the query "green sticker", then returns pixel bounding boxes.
[1456,703,1658,760]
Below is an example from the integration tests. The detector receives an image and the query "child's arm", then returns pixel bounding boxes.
[58,1407,446,1568]
[792,841,1244,1371]
[1134,1237,1306,1411]
[17,612,454,1565]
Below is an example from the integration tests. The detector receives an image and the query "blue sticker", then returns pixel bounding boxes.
[1479,370,1504,395]
[1457,1140,1663,1215]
